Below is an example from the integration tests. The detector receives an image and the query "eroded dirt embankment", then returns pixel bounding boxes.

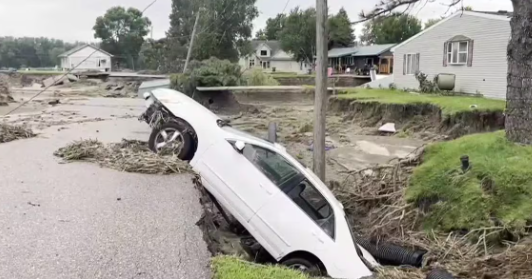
[328,97,505,139]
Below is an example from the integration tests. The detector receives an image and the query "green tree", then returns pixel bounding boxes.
[278,7,316,63]
[360,13,422,45]
[264,14,286,40]
[138,38,168,70]
[328,8,356,49]
[93,6,152,69]
[424,18,441,29]
[465,5,473,11]
[359,0,531,144]
[255,29,267,40]
[0,37,77,69]
[167,0,258,63]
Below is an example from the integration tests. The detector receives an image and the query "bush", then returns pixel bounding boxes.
[170,57,242,96]
[242,69,280,86]
[414,71,438,93]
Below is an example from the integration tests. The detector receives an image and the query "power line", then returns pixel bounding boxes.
[281,0,291,14]
[3,0,158,116]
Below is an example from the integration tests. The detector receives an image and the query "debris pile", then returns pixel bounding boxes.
[0,123,36,143]
[331,146,532,279]
[54,139,189,174]
[0,74,14,106]
[101,81,141,98]
[42,74,79,87]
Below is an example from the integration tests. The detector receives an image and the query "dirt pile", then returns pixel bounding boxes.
[193,174,251,259]
[0,74,14,106]
[54,139,190,174]
[332,146,532,279]
[100,81,141,98]
[0,123,36,143]
[328,97,504,139]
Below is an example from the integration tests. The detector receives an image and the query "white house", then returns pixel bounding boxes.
[239,40,311,74]
[392,10,511,99]
[59,44,113,72]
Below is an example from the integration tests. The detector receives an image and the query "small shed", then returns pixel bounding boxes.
[138,79,171,98]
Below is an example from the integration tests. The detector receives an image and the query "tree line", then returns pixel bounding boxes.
[0,1,464,72]
[0,37,86,69]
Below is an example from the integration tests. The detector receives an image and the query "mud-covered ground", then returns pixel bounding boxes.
[226,102,425,183]
[0,82,428,275]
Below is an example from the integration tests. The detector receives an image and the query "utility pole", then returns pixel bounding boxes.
[313,0,328,181]
[183,8,201,73]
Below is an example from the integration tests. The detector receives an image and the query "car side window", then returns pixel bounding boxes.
[242,144,300,187]
[241,144,335,239]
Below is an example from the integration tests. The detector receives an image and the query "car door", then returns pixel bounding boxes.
[243,144,336,259]
[197,139,279,222]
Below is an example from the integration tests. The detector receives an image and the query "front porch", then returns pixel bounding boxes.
[328,55,394,75]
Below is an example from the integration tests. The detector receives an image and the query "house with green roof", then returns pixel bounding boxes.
[327,44,395,75]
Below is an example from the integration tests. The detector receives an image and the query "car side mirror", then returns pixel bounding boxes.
[234,141,245,153]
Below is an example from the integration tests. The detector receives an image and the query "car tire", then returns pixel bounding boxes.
[281,257,322,276]
[268,122,277,143]
[148,121,194,160]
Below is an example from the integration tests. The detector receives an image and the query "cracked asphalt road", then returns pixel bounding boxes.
[0,98,211,279]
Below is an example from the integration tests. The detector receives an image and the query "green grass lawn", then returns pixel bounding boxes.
[212,256,309,279]
[339,89,505,115]
[408,131,532,235]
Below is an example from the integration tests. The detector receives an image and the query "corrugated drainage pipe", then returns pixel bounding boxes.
[356,238,427,267]
[426,268,455,279]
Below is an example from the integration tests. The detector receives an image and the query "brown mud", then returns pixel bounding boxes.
[328,97,505,140]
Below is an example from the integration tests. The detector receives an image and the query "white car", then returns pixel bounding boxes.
[139,88,378,278]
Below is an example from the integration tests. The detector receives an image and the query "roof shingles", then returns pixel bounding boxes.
[328,44,396,58]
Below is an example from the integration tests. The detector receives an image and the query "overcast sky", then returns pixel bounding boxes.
[0,0,513,43]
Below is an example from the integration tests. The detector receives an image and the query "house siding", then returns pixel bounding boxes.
[393,14,510,99]
[60,46,112,71]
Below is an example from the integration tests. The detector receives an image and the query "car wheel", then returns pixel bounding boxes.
[148,121,194,160]
[268,122,277,143]
[281,257,322,276]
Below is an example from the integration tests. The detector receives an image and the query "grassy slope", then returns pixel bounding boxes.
[339,89,505,115]
[408,131,532,233]
[212,256,308,279]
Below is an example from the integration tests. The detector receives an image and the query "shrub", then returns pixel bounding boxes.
[242,69,280,86]
[414,71,438,93]
[170,57,242,96]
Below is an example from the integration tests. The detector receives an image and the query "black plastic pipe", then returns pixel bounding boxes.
[426,268,455,279]
[356,238,427,267]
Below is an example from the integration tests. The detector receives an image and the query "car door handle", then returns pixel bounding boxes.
[312,230,325,244]
[259,183,272,195]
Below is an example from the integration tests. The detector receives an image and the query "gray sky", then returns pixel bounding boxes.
[0,0,512,43]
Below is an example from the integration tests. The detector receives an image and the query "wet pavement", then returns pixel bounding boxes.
[0,98,211,279]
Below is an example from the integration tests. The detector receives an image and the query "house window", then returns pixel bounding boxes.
[260,50,268,56]
[404,53,419,75]
[447,41,468,65]
[366,58,373,65]
[249,59,255,68]
[261,61,270,69]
